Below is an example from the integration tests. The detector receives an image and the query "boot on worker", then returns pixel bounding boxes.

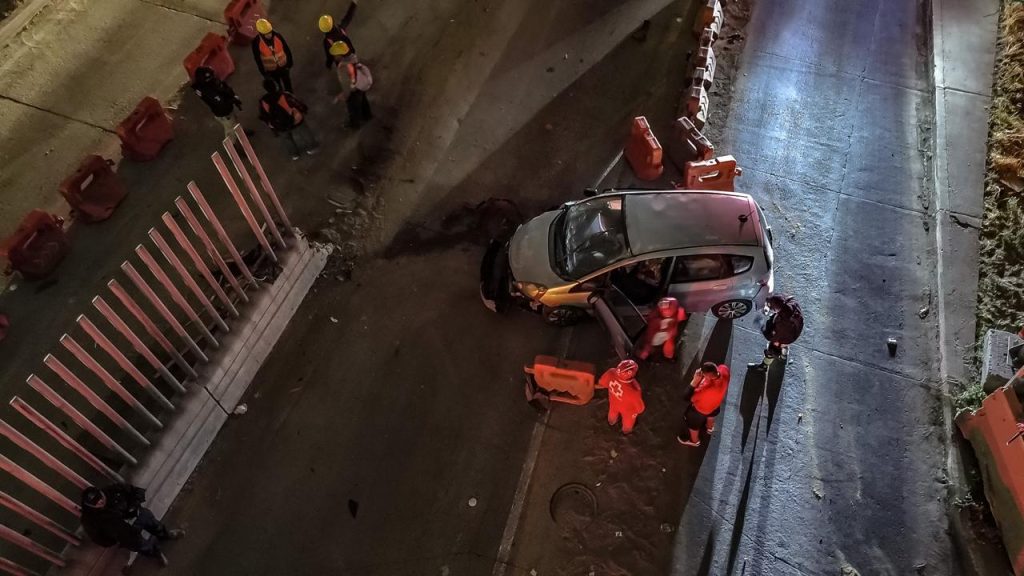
[636,297,687,361]
[252,18,294,93]
[599,359,645,434]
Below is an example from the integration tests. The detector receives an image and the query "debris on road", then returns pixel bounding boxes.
[468,497,478,507]
[233,404,248,415]
[330,316,338,323]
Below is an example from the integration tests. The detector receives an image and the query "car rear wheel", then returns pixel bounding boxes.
[712,299,752,319]
[542,306,586,326]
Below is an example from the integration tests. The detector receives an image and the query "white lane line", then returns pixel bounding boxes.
[492,327,575,576]
[593,150,624,189]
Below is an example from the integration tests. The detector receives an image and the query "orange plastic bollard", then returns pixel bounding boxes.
[59,155,128,223]
[224,0,267,46]
[683,155,742,191]
[116,97,175,162]
[624,117,664,181]
[0,211,70,280]
[183,33,235,81]
[523,355,596,406]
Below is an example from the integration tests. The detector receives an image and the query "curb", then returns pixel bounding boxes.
[928,0,1009,573]
[0,0,52,48]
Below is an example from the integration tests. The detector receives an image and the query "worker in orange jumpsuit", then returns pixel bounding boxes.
[252,19,294,93]
[637,297,687,361]
[598,359,645,434]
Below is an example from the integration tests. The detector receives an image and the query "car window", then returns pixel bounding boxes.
[670,254,754,283]
[556,197,629,279]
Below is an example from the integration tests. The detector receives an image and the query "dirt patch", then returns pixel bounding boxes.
[702,0,754,147]
[979,3,1024,342]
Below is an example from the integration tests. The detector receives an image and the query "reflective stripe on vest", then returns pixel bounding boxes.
[259,36,286,71]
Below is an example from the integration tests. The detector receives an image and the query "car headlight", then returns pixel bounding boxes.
[514,282,547,299]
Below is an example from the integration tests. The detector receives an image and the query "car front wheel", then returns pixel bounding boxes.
[712,299,752,319]
[542,306,586,326]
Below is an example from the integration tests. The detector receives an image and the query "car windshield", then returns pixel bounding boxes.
[556,196,630,279]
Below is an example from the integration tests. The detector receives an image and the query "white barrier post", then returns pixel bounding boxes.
[60,335,162,429]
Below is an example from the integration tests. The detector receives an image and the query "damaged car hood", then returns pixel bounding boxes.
[508,210,564,287]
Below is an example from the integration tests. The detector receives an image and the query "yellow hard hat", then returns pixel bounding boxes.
[329,41,350,56]
[318,15,334,33]
[255,18,272,35]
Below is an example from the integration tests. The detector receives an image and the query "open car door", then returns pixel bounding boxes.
[589,287,648,360]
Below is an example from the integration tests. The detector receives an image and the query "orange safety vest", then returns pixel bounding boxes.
[260,94,302,127]
[258,36,287,71]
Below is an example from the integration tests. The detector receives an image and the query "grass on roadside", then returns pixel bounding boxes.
[980,2,1024,342]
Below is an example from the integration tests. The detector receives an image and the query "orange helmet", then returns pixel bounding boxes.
[657,297,679,318]
[615,359,639,381]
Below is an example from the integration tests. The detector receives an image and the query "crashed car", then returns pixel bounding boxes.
[480,189,775,325]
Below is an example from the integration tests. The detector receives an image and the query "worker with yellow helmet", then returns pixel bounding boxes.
[251,18,294,92]
[330,39,373,129]
[319,1,358,70]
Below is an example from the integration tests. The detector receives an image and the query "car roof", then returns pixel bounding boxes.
[619,190,761,254]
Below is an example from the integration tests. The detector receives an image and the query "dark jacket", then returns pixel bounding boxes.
[762,293,803,345]
[322,2,358,69]
[259,91,307,131]
[193,77,241,118]
[81,484,147,551]
[251,32,294,75]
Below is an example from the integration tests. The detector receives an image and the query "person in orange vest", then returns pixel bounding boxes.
[257,79,319,160]
[330,42,373,129]
[252,18,294,93]
[598,359,645,434]
[636,297,687,361]
[319,2,358,70]
[677,362,730,447]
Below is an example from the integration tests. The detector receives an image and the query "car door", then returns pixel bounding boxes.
[589,287,647,360]
[666,254,751,312]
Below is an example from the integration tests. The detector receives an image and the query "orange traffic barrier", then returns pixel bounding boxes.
[624,116,664,181]
[685,85,709,130]
[0,211,70,280]
[183,32,235,81]
[695,45,716,79]
[116,97,175,162]
[59,155,127,223]
[683,155,741,191]
[694,0,723,39]
[957,384,1024,574]
[524,355,596,406]
[692,65,715,90]
[224,0,267,46]
[667,116,714,170]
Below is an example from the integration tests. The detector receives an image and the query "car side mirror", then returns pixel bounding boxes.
[583,188,598,198]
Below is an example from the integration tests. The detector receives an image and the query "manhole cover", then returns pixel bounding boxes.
[549,482,597,527]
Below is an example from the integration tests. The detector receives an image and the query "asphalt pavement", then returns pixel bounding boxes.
[0,0,975,573]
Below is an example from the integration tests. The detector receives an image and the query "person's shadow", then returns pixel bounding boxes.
[738,356,786,450]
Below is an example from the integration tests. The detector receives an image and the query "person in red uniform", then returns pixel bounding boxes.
[319,2,358,70]
[252,18,294,92]
[636,297,687,361]
[598,359,645,434]
[678,362,730,447]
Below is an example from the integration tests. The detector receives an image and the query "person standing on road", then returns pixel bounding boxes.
[636,296,687,361]
[80,484,184,567]
[598,359,645,434]
[252,18,294,92]
[191,66,252,138]
[748,293,804,372]
[258,79,319,159]
[331,42,373,129]
[319,2,358,70]
[677,362,730,447]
